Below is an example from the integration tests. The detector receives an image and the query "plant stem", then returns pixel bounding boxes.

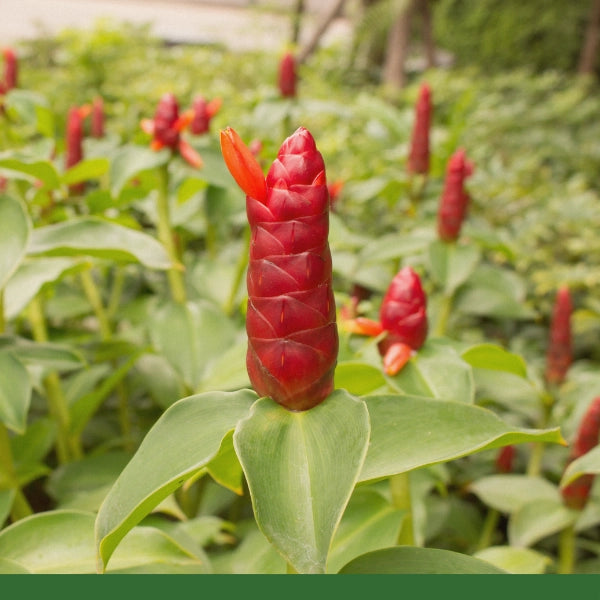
[0,291,5,334]
[156,165,187,305]
[80,267,112,340]
[26,296,79,463]
[224,227,250,316]
[0,422,33,521]
[390,471,415,546]
[476,508,500,552]
[433,293,453,337]
[557,523,576,574]
[106,267,125,322]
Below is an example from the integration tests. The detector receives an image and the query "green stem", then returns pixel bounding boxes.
[390,472,415,546]
[0,291,5,334]
[156,165,187,305]
[106,267,125,322]
[476,508,500,552]
[433,293,453,337]
[80,267,112,340]
[26,297,79,463]
[224,227,250,316]
[557,523,576,574]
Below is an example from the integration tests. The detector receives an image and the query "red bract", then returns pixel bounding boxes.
[561,397,600,510]
[65,105,90,195]
[278,52,297,98]
[2,47,17,93]
[437,148,474,242]
[407,82,431,175]
[140,93,203,168]
[91,96,105,138]
[221,126,338,411]
[545,285,573,385]
[189,95,222,135]
[495,445,516,474]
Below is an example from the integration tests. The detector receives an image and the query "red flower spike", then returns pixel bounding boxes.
[437,148,473,242]
[278,52,297,98]
[223,126,337,411]
[2,48,17,92]
[495,445,516,474]
[220,127,267,203]
[545,285,573,385]
[91,96,104,138]
[382,342,413,376]
[561,397,600,510]
[189,95,222,135]
[378,266,428,355]
[65,106,85,170]
[407,82,431,175]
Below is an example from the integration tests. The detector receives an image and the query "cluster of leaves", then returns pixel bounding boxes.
[0,21,599,574]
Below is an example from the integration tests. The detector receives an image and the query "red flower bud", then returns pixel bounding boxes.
[545,285,573,385]
[221,127,338,411]
[278,52,297,98]
[561,397,600,510]
[407,83,431,175]
[495,445,516,474]
[91,96,104,138]
[437,149,473,242]
[65,106,84,170]
[2,48,17,92]
[189,95,222,135]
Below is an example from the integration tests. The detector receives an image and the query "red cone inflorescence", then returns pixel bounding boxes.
[140,93,203,168]
[341,266,428,376]
[221,126,338,411]
[278,52,297,98]
[65,105,91,194]
[495,445,516,474]
[91,96,105,138]
[561,397,600,510]
[0,47,17,94]
[407,82,431,176]
[189,95,222,135]
[545,285,573,386]
[437,148,474,242]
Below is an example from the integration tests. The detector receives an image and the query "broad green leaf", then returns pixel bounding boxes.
[197,339,251,393]
[338,546,507,574]
[95,389,256,572]
[359,231,433,264]
[11,418,57,478]
[0,558,30,573]
[0,159,60,189]
[473,546,552,574]
[468,475,560,514]
[461,344,528,378]
[0,336,85,372]
[428,239,481,295]
[327,488,405,574]
[61,157,109,185]
[3,257,83,320]
[206,430,244,495]
[0,194,31,290]
[0,490,16,527]
[0,510,205,573]
[234,390,370,574]
[0,352,31,434]
[150,300,239,390]
[130,353,186,410]
[508,499,577,548]
[389,341,475,403]
[561,445,600,488]
[109,145,170,197]
[360,395,565,482]
[335,361,388,396]
[28,217,173,270]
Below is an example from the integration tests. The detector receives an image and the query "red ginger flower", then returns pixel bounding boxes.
[342,266,428,376]
[561,397,600,510]
[407,82,431,175]
[91,96,104,138]
[495,445,516,474]
[437,148,474,242]
[1,48,17,93]
[140,93,203,168]
[545,285,573,385]
[65,105,91,194]
[278,52,297,98]
[188,95,222,135]
[221,126,338,411]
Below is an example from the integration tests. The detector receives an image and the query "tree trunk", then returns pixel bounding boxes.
[417,0,435,68]
[382,0,415,91]
[291,0,305,45]
[297,0,346,64]
[578,0,600,75]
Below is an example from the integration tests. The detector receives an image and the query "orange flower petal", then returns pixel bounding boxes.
[178,139,203,168]
[383,342,413,376]
[341,317,384,337]
[206,97,222,118]
[220,127,267,202]
[140,118,155,135]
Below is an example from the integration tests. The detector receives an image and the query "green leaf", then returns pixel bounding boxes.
[3,257,83,320]
[0,557,30,574]
[0,490,16,527]
[197,339,251,393]
[360,394,565,482]
[28,217,173,270]
[327,488,405,574]
[338,546,507,574]
[428,240,481,295]
[11,418,57,478]
[61,158,109,185]
[508,499,577,548]
[109,145,170,197]
[233,390,371,574]
[0,159,60,189]
[389,341,475,403]
[0,336,85,372]
[461,343,528,378]
[0,352,31,434]
[206,430,244,495]
[473,546,552,574]
[468,475,561,514]
[335,361,388,396]
[0,510,205,573]
[561,445,600,488]
[0,194,31,290]
[95,389,256,572]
